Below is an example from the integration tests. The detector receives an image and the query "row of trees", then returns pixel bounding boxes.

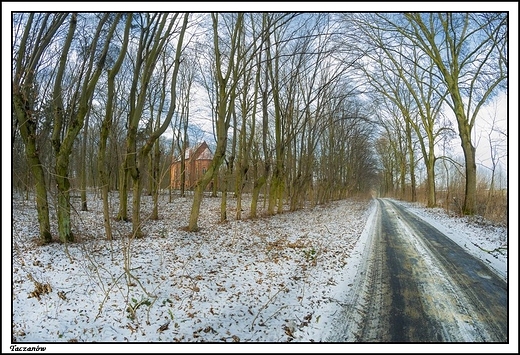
[12,12,507,244]
[12,13,378,243]
[348,13,507,215]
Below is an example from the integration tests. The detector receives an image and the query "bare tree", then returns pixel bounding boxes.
[249,14,274,219]
[120,13,189,236]
[13,13,68,243]
[352,13,452,207]
[188,13,247,231]
[481,102,507,218]
[235,13,263,220]
[96,14,132,240]
[49,13,120,242]
[393,13,507,214]
[175,54,197,198]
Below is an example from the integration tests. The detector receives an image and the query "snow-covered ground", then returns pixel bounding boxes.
[4,193,516,353]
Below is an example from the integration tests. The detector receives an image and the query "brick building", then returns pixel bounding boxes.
[170,141,213,190]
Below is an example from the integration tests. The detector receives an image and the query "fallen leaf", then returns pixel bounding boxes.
[157,321,170,332]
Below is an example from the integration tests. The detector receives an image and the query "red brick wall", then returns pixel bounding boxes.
[171,159,213,190]
[170,142,214,190]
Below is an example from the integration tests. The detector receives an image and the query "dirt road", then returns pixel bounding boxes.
[329,199,508,342]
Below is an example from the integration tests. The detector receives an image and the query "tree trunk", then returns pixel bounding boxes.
[51,13,117,243]
[101,182,112,240]
[151,138,160,220]
[236,188,243,220]
[55,155,74,242]
[425,157,436,208]
[180,145,186,197]
[267,174,279,215]
[188,146,226,231]
[277,181,285,214]
[118,165,129,221]
[220,187,227,222]
[131,14,188,234]
[250,174,265,219]
[13,95,53,244]
[188,13,243,231]
[33,165,52,243]
[461,137,477,215]
[132,173,143,237]
[12,13,68,244]
[189,183,205,231]
[50,13,77,243]
[80,112,89,211]
[406,122,417,202]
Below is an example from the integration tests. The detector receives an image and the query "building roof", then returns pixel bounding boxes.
[173,141,213,163]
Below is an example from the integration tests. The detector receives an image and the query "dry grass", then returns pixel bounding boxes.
[401,186,507,226]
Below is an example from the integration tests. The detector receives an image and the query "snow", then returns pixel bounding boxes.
[4,193,516,353]
[391,200,508,282]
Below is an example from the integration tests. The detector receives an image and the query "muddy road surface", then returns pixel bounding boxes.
[329,199,507,342]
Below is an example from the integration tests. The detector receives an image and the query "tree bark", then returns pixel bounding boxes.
[13,94,52,243]
[188,13,244,231]
[51,13,117,242]
[13,13,67,244]
[99,14,132,239]
[80,111,89,211]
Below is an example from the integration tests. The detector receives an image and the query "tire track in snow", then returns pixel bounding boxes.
[330,198,507,342]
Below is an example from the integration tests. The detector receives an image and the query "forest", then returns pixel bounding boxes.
[12,12,508,244]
